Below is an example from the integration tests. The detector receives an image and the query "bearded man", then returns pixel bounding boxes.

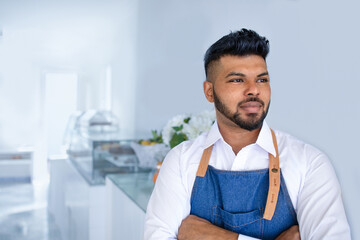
[144,29,351,240]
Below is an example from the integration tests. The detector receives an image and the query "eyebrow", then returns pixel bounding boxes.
[257,72,269,77]
[225,71,269,78]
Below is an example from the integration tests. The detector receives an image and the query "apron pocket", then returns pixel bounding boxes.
[213,206,263,233]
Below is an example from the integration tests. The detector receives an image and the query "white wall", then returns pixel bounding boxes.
[0,0,139,180]
[133,0,359,238]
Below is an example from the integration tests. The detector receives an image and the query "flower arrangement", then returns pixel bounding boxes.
[132,110,215,169]
[162,110,216,148]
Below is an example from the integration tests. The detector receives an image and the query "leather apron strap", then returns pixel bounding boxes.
[195,129,280,221]
[196,145,213,177]
[263,129,280,220]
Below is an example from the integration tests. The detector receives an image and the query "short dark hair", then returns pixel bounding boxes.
[204,29,269,80]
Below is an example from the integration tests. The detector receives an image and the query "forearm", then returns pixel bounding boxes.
[178,215,238,240]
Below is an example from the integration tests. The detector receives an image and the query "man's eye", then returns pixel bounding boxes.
[231,79,244,83]
[257,78,268,83]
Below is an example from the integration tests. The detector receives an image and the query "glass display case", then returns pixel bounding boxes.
[63,110,149,185]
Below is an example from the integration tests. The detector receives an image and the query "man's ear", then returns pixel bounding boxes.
[203,81,214,103]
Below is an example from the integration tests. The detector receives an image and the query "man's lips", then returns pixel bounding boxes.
[239,101,263,113]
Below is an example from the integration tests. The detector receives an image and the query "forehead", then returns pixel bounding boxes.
[217,55,268,74]
[207,54,268,82]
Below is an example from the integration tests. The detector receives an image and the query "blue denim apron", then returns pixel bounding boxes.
[190,130,298,240]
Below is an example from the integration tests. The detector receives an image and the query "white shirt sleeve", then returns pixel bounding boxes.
[296,152,351,240]
[144,146,190,239]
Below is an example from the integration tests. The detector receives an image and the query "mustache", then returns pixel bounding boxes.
[237,97,265,107]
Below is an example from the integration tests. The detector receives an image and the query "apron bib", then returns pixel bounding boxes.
[190,129,297,240]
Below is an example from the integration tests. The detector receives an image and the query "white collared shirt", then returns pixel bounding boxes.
[144,121,351,240]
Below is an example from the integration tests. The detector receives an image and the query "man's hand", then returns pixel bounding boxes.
[178,214,238,240]
[275,225,301,240]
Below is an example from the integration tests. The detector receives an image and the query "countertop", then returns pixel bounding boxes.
[106,172,155,212]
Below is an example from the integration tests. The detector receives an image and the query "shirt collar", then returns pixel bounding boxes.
[202,121,222,149]
[203,120,277,157]
[257,121,277,157]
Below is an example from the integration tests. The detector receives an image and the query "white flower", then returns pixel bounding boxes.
[162,113,191,146]
[162,110,215,147]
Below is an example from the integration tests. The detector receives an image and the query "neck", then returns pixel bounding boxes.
[216,115,262,155]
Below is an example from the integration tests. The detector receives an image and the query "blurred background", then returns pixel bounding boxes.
[0,0,359,239]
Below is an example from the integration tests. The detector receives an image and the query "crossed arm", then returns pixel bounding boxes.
[178,215,300,240]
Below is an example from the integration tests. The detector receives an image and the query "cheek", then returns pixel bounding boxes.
[225,93,244,111]
[262,86,271,101]
[264,91,271,109]
[215,88,237,107]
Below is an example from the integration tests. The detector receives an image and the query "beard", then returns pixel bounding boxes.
[213,88,270,131]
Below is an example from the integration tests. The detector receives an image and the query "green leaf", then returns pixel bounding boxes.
[172,124,183,132]
[169,132,188,148]
[184,117,191,124]
[150,130,163,143]
[151,130,159,139]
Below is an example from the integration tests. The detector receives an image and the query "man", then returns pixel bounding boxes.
[144,29,351,239]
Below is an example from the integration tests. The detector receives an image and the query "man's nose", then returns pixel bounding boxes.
[245,82,260,96]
